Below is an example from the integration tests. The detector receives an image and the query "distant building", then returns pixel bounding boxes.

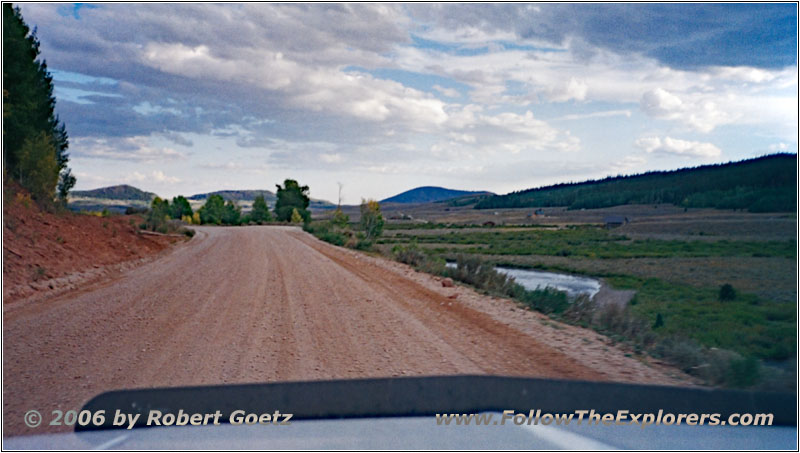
[604,215,629,228]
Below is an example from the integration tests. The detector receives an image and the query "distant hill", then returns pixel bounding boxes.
[382,186,494,204]
[72,184,156,201]
[188,189,335,210]
[69,184,156,213]
[475,154,797,212]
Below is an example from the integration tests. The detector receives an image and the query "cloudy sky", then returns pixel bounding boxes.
[19,3,798,202]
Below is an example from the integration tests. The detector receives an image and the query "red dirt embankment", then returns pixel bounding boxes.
[2,189,180,303]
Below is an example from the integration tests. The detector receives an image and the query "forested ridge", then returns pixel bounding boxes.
[475,154,796,212]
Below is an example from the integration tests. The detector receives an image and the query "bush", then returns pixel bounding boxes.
[653,338,705,373]
[331,208,350,228]
[719,283,737,301]
[354,238,373,250]
[726,356,760,388]
[290,207,303,224]
[392,244,428,267]
[319,230,347,246]
[444,255,517,297]
[125,206,148,215]
[513,285,569,314]
[305,221,349,247]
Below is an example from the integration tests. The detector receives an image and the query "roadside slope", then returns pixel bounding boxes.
[3,190,180,302]
[3,226,690,436]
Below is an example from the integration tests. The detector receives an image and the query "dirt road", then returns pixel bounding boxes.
[3,226,689,436]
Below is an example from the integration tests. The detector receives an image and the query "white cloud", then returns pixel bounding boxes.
[555,109,632,121]
[320,153,343,163]
[640,88,683,117]
[639,88,739,133]
[768,142,797,153]
[549,77,588,102]
[610,154,648,173]
[634,136,722,158]
[73,136,186,162]
[432,85,461,98]
[444,110,581,155]
[141,42,452,133]
[447,132,476,143]
[129,170,182,184]
[393,40,794,135]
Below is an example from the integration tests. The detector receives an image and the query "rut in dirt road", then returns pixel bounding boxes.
[4,226,642,435]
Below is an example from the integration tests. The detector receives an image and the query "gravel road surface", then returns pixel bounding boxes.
[3,226,689,436]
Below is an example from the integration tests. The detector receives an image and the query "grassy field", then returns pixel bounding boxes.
[309,202,796,387]
[371,206,796,365]
[379,226,795,259]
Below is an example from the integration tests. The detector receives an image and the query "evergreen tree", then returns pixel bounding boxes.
[222,200,241,225]
[170,195,193,219]
[3,4,73,202]
[56,167,76,203]
[250,194,272,223]
[198,194,225,225]
[274,179,310,222]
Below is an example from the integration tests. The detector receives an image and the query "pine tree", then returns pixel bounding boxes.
[170,195,193,219]
[3,4,73,202]
[274,179,310,222]
[250,195,272,223]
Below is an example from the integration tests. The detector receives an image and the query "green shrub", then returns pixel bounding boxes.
[444,255,517,296]
[331,208,350,228]
[726,356,760,388]
[319,230,347,246]
[392,244,428,267]
[513,286,569,314]
[719,283,737,301]
[653,338,705,373]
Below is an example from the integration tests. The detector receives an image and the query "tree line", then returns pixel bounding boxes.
[143,179,312,232]
[475,154,797,212]
[3,4,75,205]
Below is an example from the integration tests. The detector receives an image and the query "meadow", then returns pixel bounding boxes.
[374,211,796,365]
